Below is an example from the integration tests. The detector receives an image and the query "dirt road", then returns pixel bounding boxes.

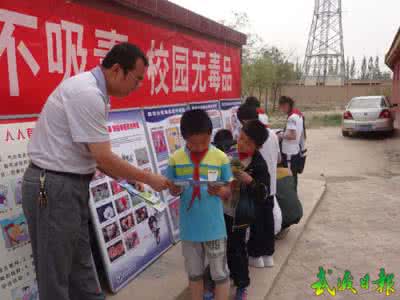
[267,128,400,299]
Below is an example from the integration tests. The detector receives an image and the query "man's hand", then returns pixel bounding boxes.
[134,182,145,192]
[169,184,183,197]
[208,184,231,201]
[147,173,171,192]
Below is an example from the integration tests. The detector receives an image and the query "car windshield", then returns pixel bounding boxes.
[348,98,381,109]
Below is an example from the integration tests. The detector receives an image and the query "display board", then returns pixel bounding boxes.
[142,105,188,242]
[88,110,172,293]
[0,0,242,116]
[220,99,242,140]
[189,101,224,138]
[0,119,39,300]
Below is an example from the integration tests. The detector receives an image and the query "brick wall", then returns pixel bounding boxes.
[279,81,392,111]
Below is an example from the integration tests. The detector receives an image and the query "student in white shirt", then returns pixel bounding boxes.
[277,96,306,191]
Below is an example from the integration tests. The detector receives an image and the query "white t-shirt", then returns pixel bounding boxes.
[259,128,280,196]
[28,67,110,174]
[258,113,269,126]
[282,114,304,155]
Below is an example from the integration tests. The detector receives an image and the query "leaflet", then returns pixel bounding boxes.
[118,182,167,213]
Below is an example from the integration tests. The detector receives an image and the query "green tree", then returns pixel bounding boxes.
[373,56,382,80]
[345,57,350,80]
[368,56,374,79]
[360,56,368,80]
[350,57,356,79]
[295,59,303,80]
[381,71,392,80]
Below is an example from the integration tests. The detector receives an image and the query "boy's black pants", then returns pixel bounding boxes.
[225,215,250,289]
[247,197,275,258]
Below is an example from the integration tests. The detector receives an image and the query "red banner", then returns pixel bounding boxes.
[0,1,242,116]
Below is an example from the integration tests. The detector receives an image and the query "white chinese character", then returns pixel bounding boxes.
[192,50,206,93]
[222,56,232,92]
[208,52,220,92]
[0,9,39,96]
[147,40,169,95]
[172,46,189,92]
[94,29,128,63]
[46,20,88,80]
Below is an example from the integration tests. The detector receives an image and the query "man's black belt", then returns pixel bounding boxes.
[29,163,94,181]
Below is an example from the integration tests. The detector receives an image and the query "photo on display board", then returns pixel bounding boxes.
[102,222,121,243]
[11,280,39,300]
[0,213,30,249]
[107,240,125,263]
[93,170,106,181]
[166,127,181,153]
[124,230,140,251]
[134,148,150,166]
[151,130,169,162]
[168,199,180,231]
[121,153,135,164]
[148,214,161,245]
[13,177,23,205]
[0,183,9,212]
[114,196,130,214]
[224,116,233,132]
[131,194,144,207]
[96,202,116,224]
[119,213,135,232]
[135,206,149,224]
[211,116,222,130]
[91,182,111,203]
[110,180,124,196]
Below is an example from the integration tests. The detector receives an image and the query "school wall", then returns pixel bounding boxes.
[280,80,393,111]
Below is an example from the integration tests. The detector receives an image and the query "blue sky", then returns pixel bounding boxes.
[170,0,399,72]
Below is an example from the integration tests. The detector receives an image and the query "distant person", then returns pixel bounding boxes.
[167,109,233,300]
[277,96,306,191]
[244,96,269,126]
[22,43,171,300]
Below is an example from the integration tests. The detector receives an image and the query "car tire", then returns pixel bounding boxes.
[385,129,395,138]
[342,130,350,137]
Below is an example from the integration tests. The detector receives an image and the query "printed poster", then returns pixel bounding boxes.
[88,110,172,293]
[220,99,242,140]
[0,120,39,300]
[143,105,188,242]
[189,101,224,138]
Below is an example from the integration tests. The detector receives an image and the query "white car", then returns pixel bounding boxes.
[342,96,395,137]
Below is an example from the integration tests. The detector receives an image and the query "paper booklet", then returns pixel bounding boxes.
[173,179,229,187]
[118,181,167,212]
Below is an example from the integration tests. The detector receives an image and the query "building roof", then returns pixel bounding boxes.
[385,27,400,70]
[110,0,247,47]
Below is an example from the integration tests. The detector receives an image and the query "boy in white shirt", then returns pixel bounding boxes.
[277,96,306,191]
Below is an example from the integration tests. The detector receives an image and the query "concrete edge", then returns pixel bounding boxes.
[264,177,328,300]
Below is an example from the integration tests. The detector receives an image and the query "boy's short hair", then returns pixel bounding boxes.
[213,129,236,153]
[244,96,261,108]
[279,96,294,107]
[241,120,269,147]
[180,109,213,139]
[237,104,258,122]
